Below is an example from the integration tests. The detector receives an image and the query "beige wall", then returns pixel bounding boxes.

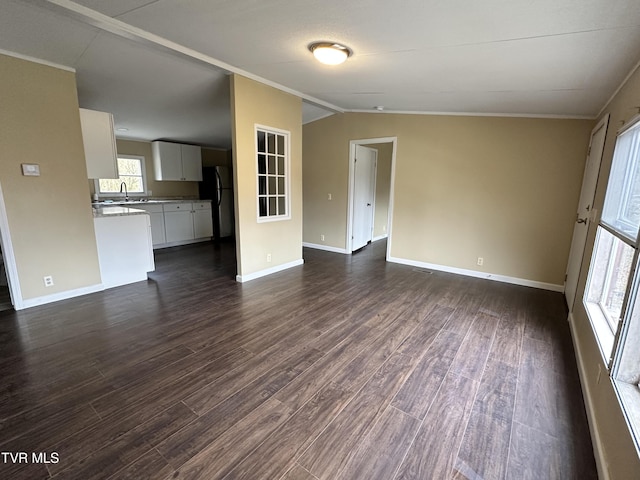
[230,74,302,277]
[0,54,101,300]
[369,143,392,239]
[570,64,640,479]
[88,139,200,199]
[303,113,593,286]
[202,148,232,168]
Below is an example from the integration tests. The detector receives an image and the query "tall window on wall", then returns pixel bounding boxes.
[97,155,147,196]
[584,115,640,452]
[256,126,290,221]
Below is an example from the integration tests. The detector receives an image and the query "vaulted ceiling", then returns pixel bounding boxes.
[2,0,640,148]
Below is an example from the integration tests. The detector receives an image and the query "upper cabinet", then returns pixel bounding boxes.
[152,141,202,181]
[80,108,118,179]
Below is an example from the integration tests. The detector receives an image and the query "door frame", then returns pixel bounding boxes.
[564,113,609,311]
[0,182,23,310]
[347,137,398,259]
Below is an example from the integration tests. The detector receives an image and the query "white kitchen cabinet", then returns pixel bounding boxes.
[80,108,118,179]
[193,201,213,238]
[152,141,202,181]
[164,203,194,243]
[132,204,166,246]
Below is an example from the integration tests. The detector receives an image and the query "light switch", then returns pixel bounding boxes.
[21,164,40,176]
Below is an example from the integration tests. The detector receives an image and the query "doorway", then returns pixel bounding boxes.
[347,137,397,259]
[564,114,609,310]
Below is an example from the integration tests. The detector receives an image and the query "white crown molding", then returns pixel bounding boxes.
[0,47,75,72]
[347,108,596,120]
[29,0,344,113]
[596,56,640,120]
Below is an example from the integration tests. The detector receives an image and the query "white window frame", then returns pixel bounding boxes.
[94,155,148,198]
[583,114,640,456]
[255,124,291,222]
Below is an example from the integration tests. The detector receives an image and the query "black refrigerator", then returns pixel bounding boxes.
[199,166,235,240]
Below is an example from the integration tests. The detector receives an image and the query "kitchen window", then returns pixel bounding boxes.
[96,155,147,197]
[256,126,290,222]
[583,115,640,454]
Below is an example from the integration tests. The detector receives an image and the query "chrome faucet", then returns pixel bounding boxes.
[119,181,129,201]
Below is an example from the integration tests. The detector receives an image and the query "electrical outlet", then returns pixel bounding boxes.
[477,257,484,266]
[321,234,325,241]
[266,253,272,262]
[43,275,54,287]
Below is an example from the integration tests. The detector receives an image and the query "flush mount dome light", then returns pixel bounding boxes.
[309,42,352,65]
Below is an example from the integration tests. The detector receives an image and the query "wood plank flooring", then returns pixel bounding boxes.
[0,240,597,479]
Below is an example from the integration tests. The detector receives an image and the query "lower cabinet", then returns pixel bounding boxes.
[133,204,166,246]
[193,202,213,239]
[164,203,195,244]
[110,201,213,249]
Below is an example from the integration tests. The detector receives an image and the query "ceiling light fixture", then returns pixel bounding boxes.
[308,42,352,65]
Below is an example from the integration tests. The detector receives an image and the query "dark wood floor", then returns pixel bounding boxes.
[0,240,597,479]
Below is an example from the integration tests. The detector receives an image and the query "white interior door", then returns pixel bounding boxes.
[565,115,609,310]
[352,145,376,251]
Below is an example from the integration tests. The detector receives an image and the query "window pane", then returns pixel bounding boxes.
[278,196,286,215]
[268,156,276,174]
[268,176,277,195]
[258,197,267,217]
[257,131,266,153]
[278,177,285,195]
[267,133,276,154]
[117,158,141,175]
[268,197,277,216]
[601,123,640,242]
[98,178,121,193]
[277,156,285,175]
[586,227,634,332]
[258,155,266,174]
[124,176,143,193]
[277,134,284,155]
[258,176,266,195]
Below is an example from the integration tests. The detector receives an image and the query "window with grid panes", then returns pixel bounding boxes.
[256,126,290,221]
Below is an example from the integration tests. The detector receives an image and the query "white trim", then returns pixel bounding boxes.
[34,0,343,114]
[597,57,640,120]
[348,108,595,120]
[568,313,611,480]
[302,242,349,254]
[0,182,23,310]
[255,124,292,223]
[372,234,388,242]
[0,48,75,72]
[19,283,104,310]
[236,259,304,283]
[303,111,335,125]
[387,256,564,292]
[347,137,398,254]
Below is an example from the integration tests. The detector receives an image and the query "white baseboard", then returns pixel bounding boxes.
[19,284,105,310]
[568,313,609,480]
[386,256,564,292]
[372,234,388,242]
[236,259,304,283]
[302,242,349,254]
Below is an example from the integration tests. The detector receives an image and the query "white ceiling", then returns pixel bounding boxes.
[2,0,640,148]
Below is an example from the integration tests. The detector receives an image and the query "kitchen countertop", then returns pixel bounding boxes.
[92,199,211,207]
[93,206,150,218]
